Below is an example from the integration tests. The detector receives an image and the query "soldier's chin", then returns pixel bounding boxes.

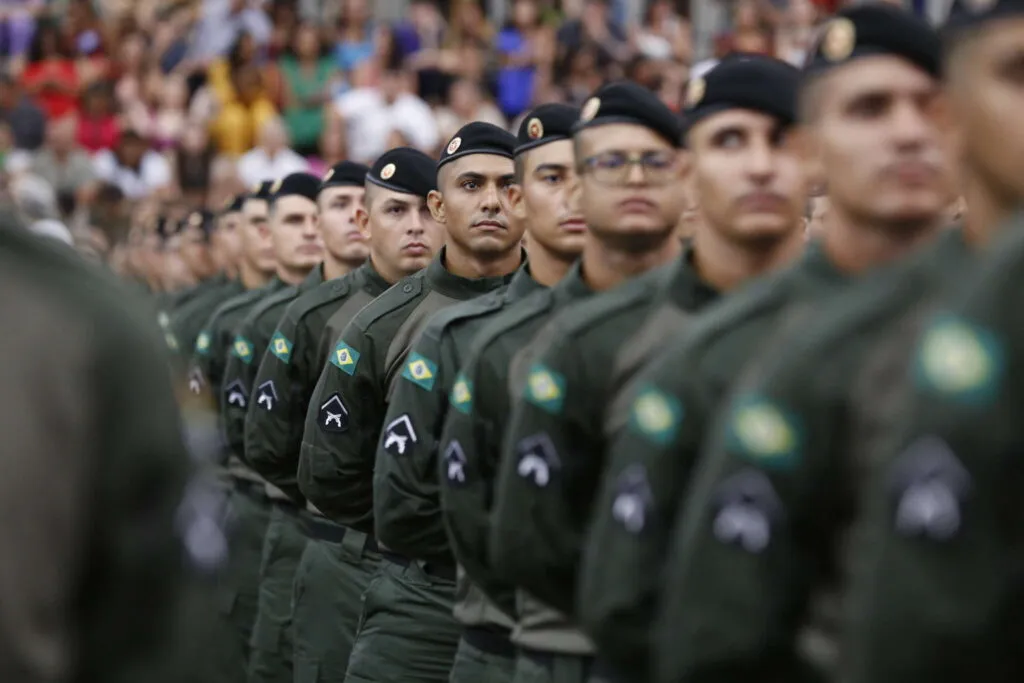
[398,254,432,273]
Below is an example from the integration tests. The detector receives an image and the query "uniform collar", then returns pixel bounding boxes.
[667,241,720,310]
[551,260,593,303]
[506,264,546,302]
[425,245,523,298]
[358,259,391,293]
[302,266,325,289]
[801,239,850,286]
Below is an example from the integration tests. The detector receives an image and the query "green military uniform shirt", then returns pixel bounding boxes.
[647,228,969,683]
[373,268,543,567]
[832,225,1021,683]
[246,261,391,502]
[297,248,518,534]
[0,223,192,682]
[189,278,286,414]
[579,242,849,679]
[168,276,245,362]
[222,267,324,466]
[491,250,718,618]
[439,265,593,625]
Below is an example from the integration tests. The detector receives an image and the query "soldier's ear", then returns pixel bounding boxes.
[427,190,446,224]
[355,205,370,238]
[506,183,527,221]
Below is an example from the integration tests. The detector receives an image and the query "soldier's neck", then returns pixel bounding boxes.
[277,263,311,286]
[822,207,940,275]
[581,233,681,293]
[444,240,522,279]
[691,222,803,292]
[239,260,271,289]
[323,255,356,282]
[524,241,574,288]
[962,181,1015,248]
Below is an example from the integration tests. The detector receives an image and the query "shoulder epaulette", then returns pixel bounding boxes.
[351,270,427,332]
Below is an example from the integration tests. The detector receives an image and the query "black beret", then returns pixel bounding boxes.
[367,147,437,197]
[804,4,941,79]
[221,194,247,215]
[573,81,683,147]
[184,209,215,238]
[156,215,181,240]
[515,104,580,156]
[944,0,1024,35]
[320,161,371,192]
[438,121,517,170]
[270,172,321,203]
[247,180,275,201]
[682,54,800,137]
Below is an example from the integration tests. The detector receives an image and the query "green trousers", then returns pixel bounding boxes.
[513,652,604,683]
[248,505,308,683]
[214,485,272,683]
[343,556,461,683]
[448,636,516,683]
[292,527,381,682]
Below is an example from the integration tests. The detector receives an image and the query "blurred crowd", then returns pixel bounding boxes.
[0,0,862,278]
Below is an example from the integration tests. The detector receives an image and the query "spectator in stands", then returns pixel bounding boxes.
[236,115,308,186]
[76,81,120,154]
[635,0,691,63]
[212,60,278,155]
[31,113,97,211]
[0,0,43,60]
[556,0,630,70]
[280,23,336,156]
[172,122,218,208]
[496,0,555,119]
[434,77,505,141]
[151,73,190,151]
[93,128,173,199]
[0,72,46,151]
[21,19,80,119]
[335,0,377,74]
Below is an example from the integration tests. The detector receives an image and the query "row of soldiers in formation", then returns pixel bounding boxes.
[139,1,1024,682]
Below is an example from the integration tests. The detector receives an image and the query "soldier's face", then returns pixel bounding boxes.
[509,140,585,261]
[687,109,807,244]
[318,186,370,264]
[808,56,952,230]
[181,227,215,279]
[431,154,523,259]
[242,199,275,273]
[947,18,1024,210]
[362,188,444,279]
[576,124,686,247]
[212,212,244,271]
[271,194,323,271]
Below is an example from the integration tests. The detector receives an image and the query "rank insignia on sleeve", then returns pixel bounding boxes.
[319,393,349,433]
[887,435,971,542]
[450,374,473,414]
[270,331,293,364]
[914,313,1003,405]
[331,341,360,375]
[195,331,212,355]
[383,414,418,456]
[710,468,783,554]
[255,380,278,412]
[232,336,255,364]
[157,311,170,328]
[188,366,205,395]
[523,363,565,415]
[611,464,654,534]
[725,393,801,469]
[443,440,468,486]
[165,332,179,351]
[515,433,560,487]
[628,385,683,446]
[224,379,248,409]
[402,352,438,391]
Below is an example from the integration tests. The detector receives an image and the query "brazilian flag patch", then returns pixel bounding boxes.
[628,384,683,446]
[195,330,212,355]
[402,352,438,391]
[232,336,255,364]
[451,373,473,414]
[523,363,566,415]
[270,331,293,364]
[331,341,360,375]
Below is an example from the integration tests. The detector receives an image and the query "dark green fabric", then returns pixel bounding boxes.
[511,653,594,683]
[170,278,245,364]
[292,534,382,682]
[248,506,308,683]
[439,266,593,622]
[449,638,516,683]
[491,250,718,617]
[215,487,273,683]
[578,243,850,682]
[343,557,462,683]
[247,262,391,502]
[298,248,517,534]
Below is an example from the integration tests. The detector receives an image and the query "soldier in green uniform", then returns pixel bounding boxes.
[486,69,796,683]
[577,7,952,683]
[803,3,1024,681]
[168,196,250,360]
[373,104,581,683]
[0,220,193,682]
[217,172,325,683]
[189,179,284,683]
[247,152,443,682]
[297,122,525,683]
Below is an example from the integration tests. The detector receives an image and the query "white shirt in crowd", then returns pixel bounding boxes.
[334,88,440,164]
[237,147,310,188]
[92,149,172,199]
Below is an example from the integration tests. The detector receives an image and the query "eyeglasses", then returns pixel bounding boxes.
[580,150,679,186]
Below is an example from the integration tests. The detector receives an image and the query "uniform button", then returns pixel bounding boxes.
[403,284,413,293]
